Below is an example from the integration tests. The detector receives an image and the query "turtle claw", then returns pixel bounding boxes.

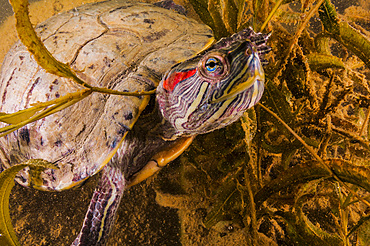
[128,136,194,187]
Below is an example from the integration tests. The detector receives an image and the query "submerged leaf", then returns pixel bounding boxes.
[307,53,345,71]
[356,216,370,245]
[208,0,229,38]
[261,81,295,127]
[254,159,370,209]
[319,0,340,35]
[203,179,240,228]
[0,107,41,124]
[220,0,238,33]
[291,187,343,245]
[0,89,92,137]
[0,160,56,246]
[274,8,302,24]
[278,207,343,246]
[319,0,370,68]
[188,0,216,30]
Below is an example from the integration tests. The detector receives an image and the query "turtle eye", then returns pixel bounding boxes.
[205,58,220,72]
[199,54,229,81]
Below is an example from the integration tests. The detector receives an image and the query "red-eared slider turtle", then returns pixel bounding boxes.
[0,0,269,245]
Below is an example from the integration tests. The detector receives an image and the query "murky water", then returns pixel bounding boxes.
[0,0,12,24]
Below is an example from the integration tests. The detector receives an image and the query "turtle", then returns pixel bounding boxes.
[0,0,270,245]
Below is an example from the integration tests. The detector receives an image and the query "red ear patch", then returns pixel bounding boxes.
[163,69,196,91]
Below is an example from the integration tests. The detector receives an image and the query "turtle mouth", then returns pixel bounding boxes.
[210,49,264,104]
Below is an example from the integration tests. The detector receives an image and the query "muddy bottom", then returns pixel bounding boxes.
[9,173,181,246]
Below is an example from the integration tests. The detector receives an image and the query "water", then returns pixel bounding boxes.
[0,0,12,24]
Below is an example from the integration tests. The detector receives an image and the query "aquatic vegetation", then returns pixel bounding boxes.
[0,160,56,246]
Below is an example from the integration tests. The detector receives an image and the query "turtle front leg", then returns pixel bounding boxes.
[72,163,125,246]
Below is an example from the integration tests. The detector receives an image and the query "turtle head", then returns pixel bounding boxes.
[156,28,270,140]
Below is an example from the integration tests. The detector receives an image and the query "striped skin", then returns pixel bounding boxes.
[157,28,269,140]
[72,163,125,245]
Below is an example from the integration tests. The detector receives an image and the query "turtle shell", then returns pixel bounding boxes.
[0,0,213,191]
